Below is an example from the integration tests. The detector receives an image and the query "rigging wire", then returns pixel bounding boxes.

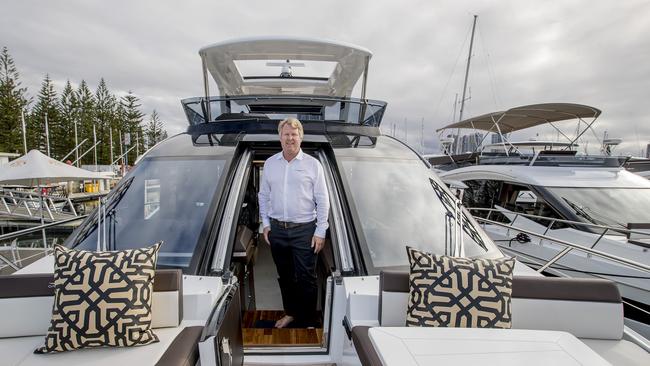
[432,24,473,128]
[477,24,502,110]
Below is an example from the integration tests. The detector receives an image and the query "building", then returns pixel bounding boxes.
[0,152,20,166]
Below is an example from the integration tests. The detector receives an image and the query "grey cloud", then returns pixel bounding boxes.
[2,0,649,155]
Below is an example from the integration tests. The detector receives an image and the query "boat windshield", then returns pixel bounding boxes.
[547,187,650,228]
[339,158,502,271]
[69,157,226,268]
[182,95,387,126]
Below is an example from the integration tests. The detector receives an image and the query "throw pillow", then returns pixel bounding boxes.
[35,242,161,353]
[406,246,515,328]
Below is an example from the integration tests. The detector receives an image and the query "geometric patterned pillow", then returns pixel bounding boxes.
[405,246,515,329]
[34,242,161,353]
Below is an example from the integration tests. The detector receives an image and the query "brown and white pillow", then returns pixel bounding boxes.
[35,242,161,353]
[406,246,515,329]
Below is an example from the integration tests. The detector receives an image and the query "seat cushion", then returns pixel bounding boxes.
[0,322,202,366]
[35,243,161,353]
[406,246,515,328]
[582,338,650,366]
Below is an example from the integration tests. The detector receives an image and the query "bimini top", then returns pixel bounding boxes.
[436,103,601,134]
[199,36,372,97]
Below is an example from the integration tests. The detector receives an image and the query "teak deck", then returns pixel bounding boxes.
[243,310,323,347]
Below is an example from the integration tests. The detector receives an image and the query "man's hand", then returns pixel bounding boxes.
[263,226,271,245]
[311,235,325,253]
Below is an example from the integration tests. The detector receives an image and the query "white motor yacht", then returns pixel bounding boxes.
[0,40,648,366]
[436,104,650,338]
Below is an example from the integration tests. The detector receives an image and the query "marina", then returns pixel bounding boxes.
[0,36,648,365]
[2,2,650,365]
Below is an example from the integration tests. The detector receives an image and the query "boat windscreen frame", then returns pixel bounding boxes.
[181,95,387,127]
[210,149,253,275]
[317,149,357,274]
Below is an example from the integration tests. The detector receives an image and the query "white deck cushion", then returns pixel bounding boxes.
[0,291,182,339]
[0,321,202,366]
[0,296,54,338]
[512,298,624,340]
[582,338,650,366]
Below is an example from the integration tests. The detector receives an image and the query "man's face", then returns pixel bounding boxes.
[280,124,302,156]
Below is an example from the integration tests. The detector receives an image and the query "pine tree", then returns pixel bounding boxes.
[111,101,126,166]
[95,78,116,164]
[145,110,167,149]
[27,75,60,156]
[76,80,96,165]
[59,80,79,163]
[121,91,145,163]
[0,47,30,154]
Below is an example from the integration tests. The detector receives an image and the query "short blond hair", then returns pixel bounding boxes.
[278,118,304,138]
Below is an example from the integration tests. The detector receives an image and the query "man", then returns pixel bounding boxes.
[258,117,330,328]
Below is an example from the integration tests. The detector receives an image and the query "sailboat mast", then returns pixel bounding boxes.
[456,14,478,153]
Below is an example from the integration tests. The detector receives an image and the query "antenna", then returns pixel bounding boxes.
[266,59,305,77]
[421,117,425,154]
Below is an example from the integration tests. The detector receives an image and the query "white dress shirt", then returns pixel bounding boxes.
[258,149,330,238]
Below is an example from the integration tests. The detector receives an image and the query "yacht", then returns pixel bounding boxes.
[1,39,648,365]
[436,104,650,338]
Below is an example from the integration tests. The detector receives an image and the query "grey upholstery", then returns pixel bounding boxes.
[351,326,382,366]
[0,269,205,366]
[376,271,648,366]
[0,269,183,338]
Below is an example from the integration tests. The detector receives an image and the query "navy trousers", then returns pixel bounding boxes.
[269,220,318,326]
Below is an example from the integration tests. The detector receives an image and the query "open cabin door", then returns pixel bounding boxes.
[198,149,253,365]
[198,280,244,366]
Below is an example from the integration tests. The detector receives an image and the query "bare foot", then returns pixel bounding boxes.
[275,315,294,328]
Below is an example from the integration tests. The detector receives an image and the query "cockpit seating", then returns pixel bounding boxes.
[0,269,203,366]
[354,271,650,366]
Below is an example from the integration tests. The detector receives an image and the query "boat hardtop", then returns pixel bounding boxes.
[441,164,650,188]
[199,36,372,97]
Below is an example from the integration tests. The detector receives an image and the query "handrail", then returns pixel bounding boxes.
[193,94,387,108]
[0,215,87,242]
[469,207,650,239]
[474,216,650,274]
[0,188,80,220]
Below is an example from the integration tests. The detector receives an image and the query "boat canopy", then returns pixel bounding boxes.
[199,37,372,97]
[436,103,601,134]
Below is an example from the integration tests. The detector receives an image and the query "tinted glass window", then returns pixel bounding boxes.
[339,158,501,270]
[548,187,650,228]
[70,157,226,268]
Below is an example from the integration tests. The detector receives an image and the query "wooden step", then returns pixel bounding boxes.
[243,310,323,346]
[243,327,323,347]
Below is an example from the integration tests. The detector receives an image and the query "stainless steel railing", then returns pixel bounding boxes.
[0,215,86,273]
[470,213,650,275]
[0,188,78,220]
[469,207,650,250]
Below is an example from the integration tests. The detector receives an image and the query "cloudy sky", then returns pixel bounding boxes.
[2,0,649,155]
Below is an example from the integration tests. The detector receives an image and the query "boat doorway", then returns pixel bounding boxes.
[215,144,342,355]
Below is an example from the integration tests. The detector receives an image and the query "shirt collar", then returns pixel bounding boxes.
[276,149,304,161]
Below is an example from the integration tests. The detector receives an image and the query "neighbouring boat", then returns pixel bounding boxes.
[435,103,650,338]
